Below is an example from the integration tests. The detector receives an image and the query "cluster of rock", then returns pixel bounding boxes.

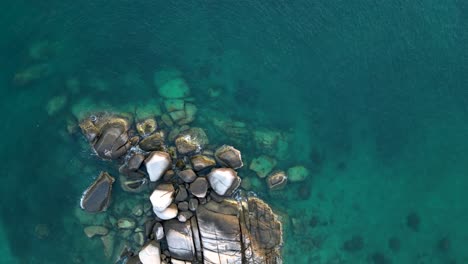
[77,108,283,263]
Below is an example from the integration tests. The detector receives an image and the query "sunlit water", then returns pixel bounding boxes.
[1,1,468,263]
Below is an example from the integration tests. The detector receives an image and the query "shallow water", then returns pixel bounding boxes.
[1,1,468,263]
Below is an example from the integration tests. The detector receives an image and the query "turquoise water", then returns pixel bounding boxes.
[1,1,468,263]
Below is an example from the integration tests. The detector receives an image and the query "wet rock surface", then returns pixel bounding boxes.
[215,145,244,169]
[80,114,132,159]
[80,171,115,213]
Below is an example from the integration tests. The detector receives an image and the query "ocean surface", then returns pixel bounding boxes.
[1,1,468,263]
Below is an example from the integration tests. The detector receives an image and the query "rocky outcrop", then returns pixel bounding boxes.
[162,196,283,264]
[77,110,283,263]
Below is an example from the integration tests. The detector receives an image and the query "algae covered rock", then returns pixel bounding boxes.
[267,171,288,191]
[249,155,277,178]
[287,165,309,182]
[46,95,67,116]
[136,118,157,136]
[158,78,190,99]
[175,128,209,155]
[80,171,115,213]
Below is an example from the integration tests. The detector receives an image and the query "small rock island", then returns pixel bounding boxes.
[75,71,284,263]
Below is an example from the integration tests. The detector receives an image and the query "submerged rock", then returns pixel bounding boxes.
[249,155,277,178]
[84,226,108,238]
[214,145,243,169]
[136,118,157,136]
[287,165,309,182]
[80,171,115,213]
[175,128,209,154]
[145,151,172,182]
[117,218,136,229]
[207,168,241,196]
[158,78,190,99]
[46,95,67,116]
[267,171,288,191]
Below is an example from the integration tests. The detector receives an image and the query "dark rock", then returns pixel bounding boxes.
[190,155,216,171]
[178,169,197,183]
[406,212,420,232]
[80,171,115,213]
[188,198,198,211]
[309,215,320,228]
[177,211,193,222]
[144,219,156,240]
[163,170,175,182]
[119,174,148,193]
[214,145,243,169]
[139,132,165,151]
[388,237,400,252]
[209,192,224,203]
[267,171,288,191]
[80,114,132,159]
[153,222,164,240]
[437,236,450,252]
[119,165,146,180]
[95,125,131,159]
[189,177,209,198]
[178,201,189,211]
[175,186,188,202]
[370,252,391,264]
[342,235,364,252]
[199,197,207,205]
[128,153,145,171]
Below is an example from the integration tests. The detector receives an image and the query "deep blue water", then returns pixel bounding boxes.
[1,1,468,263]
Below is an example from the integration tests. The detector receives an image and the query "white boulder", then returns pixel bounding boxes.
[138,241,161,264]
[150,184,175,212]
[154,203,178,220]
[145,151,171,182]
[207,168,241,196]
